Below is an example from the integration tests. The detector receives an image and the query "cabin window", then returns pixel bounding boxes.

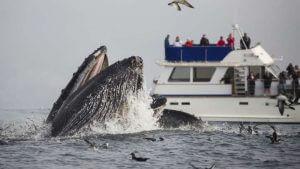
[221,67,234,84]
[193,67,216,82]
[169,67,190,82]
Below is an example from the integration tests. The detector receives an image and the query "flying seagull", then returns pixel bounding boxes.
[168,0,194,11]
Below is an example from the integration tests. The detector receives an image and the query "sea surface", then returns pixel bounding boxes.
[0,108,300,169]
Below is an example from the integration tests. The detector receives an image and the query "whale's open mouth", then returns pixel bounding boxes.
[78,49,109,88]
[47,46,148,136]
[46,46,109,124]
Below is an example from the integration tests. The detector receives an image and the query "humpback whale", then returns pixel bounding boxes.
[47,46,143,136]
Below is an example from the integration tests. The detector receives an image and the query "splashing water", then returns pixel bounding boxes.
[1,84,161,139]
[88,88,160,134]
[0,109,50,140]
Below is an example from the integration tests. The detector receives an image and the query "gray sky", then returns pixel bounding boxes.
[0,0,299,109]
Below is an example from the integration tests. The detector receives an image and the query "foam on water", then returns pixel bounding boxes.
[0,116,50,140]
[88,87,160,135]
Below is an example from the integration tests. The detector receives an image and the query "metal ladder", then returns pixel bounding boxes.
[234,67,247,96]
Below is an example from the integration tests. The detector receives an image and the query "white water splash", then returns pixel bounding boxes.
[89,88,160,134]
[0,116,50,140]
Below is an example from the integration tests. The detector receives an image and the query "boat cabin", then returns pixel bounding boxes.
[154,43,286,97]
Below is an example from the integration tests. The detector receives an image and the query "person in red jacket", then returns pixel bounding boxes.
[227,33,235,49]
[184,39,193,47]
[216,36,225,47]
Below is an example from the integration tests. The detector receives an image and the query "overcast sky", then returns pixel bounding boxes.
[0,0,299,109]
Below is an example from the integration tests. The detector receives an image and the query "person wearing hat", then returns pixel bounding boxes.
[173,36,183,47]
[216,36,226,47]
[200,34,209,46]
[240,33,251,49]
[227,33,235,49]
[184,38,193,47]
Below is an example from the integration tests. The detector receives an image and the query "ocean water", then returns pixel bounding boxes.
[1,108,300,169]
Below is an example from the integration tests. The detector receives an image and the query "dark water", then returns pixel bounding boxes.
[0,109,300,169]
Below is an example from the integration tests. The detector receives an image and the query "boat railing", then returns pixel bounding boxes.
[165,45,232,62]
[266,64,281,79]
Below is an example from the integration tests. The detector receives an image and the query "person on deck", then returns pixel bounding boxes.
[165,34,170,47]
[247,72,256,96]
[227,33,235,49]
[294,65,300,76]
[290,69,300,103]
[278,71,287,94]
[286,63,295,78]
[173,36,183,47]
[263,71,273,96]
[216,36,225,47]
[200,34,209,46]
[184,39,193,47]
[164,34,170,57]
[292,71,299,94]
[240,33,251,49]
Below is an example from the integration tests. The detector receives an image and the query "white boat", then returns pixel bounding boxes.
[152,25,300,124]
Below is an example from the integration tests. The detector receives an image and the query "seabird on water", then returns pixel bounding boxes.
[265,125,281,144]
[84,138,109,149]
[130,152,149,162]
[0,140,9,145]
[168,0,194,11]
[100,142,109,149]
[143,137,156,142]
[206,164,216,169]
[143,137,164,142]
[83,138,96,148]
[189,162,216,169]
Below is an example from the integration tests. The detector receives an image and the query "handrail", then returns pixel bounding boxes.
[165,45,232,62]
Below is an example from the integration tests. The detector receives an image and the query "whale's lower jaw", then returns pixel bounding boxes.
[48,55,144,137]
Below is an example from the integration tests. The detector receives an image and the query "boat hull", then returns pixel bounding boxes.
[162,96,300,124]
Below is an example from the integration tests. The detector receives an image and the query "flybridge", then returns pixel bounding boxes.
[165,45,233,62]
